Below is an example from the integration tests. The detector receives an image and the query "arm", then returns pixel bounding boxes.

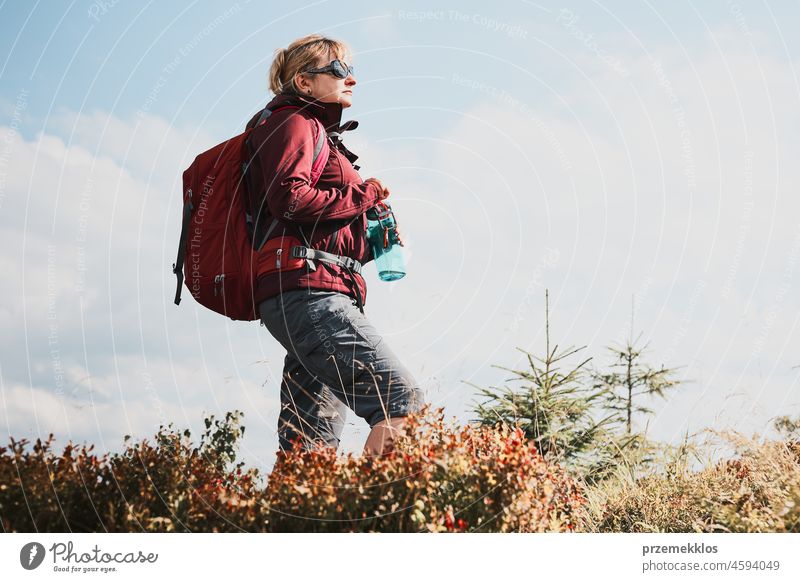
[251,112,381,224]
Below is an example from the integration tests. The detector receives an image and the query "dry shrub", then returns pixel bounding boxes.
[580,432,800,533]
[1,436,112,532]
[265,405,585,532]
[1,406,583,532]
[0,419,262,532]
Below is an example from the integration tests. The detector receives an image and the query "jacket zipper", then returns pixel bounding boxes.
[326,142,343,255]
[332,140,345,180]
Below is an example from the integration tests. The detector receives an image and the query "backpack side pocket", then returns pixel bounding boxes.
[256,235,305,277]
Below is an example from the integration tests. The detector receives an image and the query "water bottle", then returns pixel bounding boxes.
[366,202,406,281]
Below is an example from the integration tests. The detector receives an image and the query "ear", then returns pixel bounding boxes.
[294,71,310,94]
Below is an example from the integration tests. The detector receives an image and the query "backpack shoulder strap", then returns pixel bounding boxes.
[251,106,329,251]
[255,105,328,184]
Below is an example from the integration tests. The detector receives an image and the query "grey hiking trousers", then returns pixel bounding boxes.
[259,289,423,452]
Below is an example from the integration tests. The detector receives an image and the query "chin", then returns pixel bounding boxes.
[339,95,353,108]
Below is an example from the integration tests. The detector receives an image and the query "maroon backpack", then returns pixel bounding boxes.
[172,106,328,320]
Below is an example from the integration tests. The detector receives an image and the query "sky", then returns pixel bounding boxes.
[1,0,799,473]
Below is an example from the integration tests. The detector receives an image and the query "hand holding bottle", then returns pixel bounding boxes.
[366,201,406,281]
[365,177,391,201]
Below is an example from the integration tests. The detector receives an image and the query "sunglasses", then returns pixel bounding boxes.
[304,59,354,79]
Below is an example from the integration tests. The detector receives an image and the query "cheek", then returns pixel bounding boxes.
[327,80,346,97]
[319,78,337,94]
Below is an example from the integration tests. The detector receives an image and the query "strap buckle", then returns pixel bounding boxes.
[290,245,362,275]
[290,246,308,259]
[340,256,359,272]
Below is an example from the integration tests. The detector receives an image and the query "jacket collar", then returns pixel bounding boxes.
[265,92,348,133]
[245,93,362,167]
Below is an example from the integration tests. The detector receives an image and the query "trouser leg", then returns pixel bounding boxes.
[277,351,348,452]
[261,289,424,451]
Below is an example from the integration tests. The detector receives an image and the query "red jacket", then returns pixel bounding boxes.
[244,93,381,307]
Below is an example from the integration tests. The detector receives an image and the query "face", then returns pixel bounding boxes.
[295,52,356,108]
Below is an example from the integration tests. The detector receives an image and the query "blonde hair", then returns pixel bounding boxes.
[268,34,351,95]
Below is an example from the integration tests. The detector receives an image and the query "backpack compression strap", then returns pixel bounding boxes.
[172,188,193,305]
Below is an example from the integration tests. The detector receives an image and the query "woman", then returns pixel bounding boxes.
[244,34,423,457]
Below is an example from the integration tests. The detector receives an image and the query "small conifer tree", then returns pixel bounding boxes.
[591,298,684,437]
[471,290,631,483]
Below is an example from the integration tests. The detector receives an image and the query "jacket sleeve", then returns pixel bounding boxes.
[250,111,381,224]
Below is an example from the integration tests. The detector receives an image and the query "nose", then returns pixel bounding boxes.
[345,73,356,86]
